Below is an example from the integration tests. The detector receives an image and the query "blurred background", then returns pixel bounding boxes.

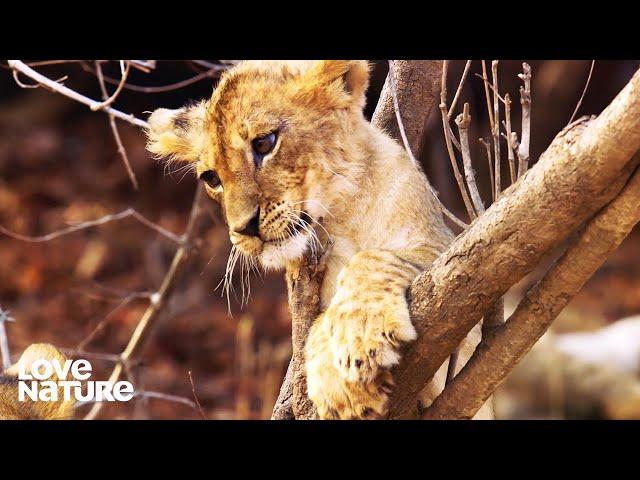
[0,60,638,419]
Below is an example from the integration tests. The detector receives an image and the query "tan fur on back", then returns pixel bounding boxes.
[0,344,75,420]
[147,60,493,419]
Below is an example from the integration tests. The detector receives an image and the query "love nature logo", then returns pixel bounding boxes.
[17,358,134,403]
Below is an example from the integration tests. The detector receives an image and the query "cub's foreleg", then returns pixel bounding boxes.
[305,249,420,419]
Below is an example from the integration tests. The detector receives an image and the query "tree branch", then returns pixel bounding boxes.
[388,67,640,418]
[7,60,148,129]
[424,161,640,419]
[84,185,208,419]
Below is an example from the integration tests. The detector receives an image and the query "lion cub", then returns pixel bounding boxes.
[0,344,75,420]
[147,60,490,419]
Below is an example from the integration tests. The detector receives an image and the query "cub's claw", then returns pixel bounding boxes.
[307,347,395,420]
[326,297,416,383]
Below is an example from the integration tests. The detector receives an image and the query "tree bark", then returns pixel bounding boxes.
[371,60,444,157]
[388,68,640,418]
[423,161,640,419]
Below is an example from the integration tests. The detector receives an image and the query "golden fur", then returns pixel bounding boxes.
[0,344,75,420]
[147,60,493,419]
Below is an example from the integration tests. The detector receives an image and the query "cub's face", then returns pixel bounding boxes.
[147,60,370,270]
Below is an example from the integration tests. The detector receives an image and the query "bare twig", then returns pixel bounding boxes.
[25,60,85,67]
[503,93,517,184]
[61,349,122,363]
[389,60,468,228]
[517,63,532,178]
[129,60,156,73]
[94,61,139,189]
[479,138,495,201]
[188,370,207,419]
[456,103,485,216]
[91,61,131,111]
[481,61,495,130]
[7,60,148,129]
[0,208,182,244]
[492,61,502,196]
[448,60,472,119]
[77,292,153,351]
[568,60,595,125]
[439,61,476,222]
[76,390,201,413]
[82,62,227,93]
[0,307,15,370]
[84,185,207,420]
[473,73,508,104]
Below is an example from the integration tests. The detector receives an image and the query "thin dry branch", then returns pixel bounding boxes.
[188,370,207,419]
[481,61,495,130]
[448,60,472,119]
[456,103,485,216]
[0,208,182,244]
[77,389,201,414]
[568,60,596,125]
[91,61,131,111]
[84,185,208,420]
[503,93,517,184]
[81,61,227,93]
[424,163,640,419]
[7,60,148,129]
[440,61,477,221]
[77,292,153,351]
[0,307,15,370]
[492,61,502,196]
[479,138,495,201]
[517,63,532,178]
[95,61,139,189]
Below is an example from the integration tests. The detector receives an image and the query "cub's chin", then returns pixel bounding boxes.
[258,231,312,271]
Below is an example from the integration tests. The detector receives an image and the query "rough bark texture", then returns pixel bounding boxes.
[371,60,444,156]
[424,162,640,419]
[388,68,640,418]
[271,60,443,419]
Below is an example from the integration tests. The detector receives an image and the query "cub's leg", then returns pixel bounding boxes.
[305,249,420,419]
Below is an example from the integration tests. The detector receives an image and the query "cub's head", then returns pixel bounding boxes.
[0,344,75,420]
[147,60,370,270]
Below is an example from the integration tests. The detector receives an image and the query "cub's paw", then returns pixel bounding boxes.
[325,294,417,383]
[306,338,395,419]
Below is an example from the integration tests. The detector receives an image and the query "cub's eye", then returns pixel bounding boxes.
[252,132,277,159]
[199,170,221,189]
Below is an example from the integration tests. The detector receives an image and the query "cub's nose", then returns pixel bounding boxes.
[233,207,261,238]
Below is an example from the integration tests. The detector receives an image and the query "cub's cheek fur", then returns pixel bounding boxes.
[0,343,75,420]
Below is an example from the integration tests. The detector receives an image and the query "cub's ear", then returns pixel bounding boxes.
[146,100,208,163]
[301,60,370,110]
